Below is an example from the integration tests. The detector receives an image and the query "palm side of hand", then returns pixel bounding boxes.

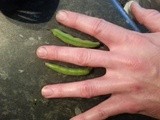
[37,2,160,120]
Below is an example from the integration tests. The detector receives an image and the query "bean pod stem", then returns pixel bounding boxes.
[45,62,92,76]
[52,29,100,48]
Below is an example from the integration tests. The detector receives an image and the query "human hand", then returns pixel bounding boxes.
[36,2,160,120]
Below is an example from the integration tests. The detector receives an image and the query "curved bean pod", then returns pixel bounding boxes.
[52,29,100,48]
[45,62,92,76]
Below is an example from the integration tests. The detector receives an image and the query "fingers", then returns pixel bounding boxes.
[36,45,114,68]
[41,76,129,99]
[56,10,136,47]
[131,2,160,32]
[70,95,132,120]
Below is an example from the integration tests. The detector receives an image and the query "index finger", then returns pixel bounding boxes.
[56,10,137,48]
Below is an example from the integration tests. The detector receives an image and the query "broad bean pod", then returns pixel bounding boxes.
[45,62,92,76]
[52,29,100,48]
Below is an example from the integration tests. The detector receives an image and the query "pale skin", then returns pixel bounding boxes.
[36,2,160,120]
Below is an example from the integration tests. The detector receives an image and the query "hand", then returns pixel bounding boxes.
[36,2,160,120]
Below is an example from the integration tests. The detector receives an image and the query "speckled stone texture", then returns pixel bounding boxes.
[0,0,158,120]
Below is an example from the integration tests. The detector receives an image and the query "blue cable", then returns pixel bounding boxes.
[111,0,141,32]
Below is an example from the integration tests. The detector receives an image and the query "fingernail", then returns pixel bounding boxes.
[37,47,47,58]
[124,1,135,13]
[56,10,67,21]
[41,87,53,97]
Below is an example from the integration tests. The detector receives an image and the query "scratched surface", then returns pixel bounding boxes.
[0,0,157,120]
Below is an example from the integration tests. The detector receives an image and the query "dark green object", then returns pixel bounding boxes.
[52,29,100,48]
[45,62,92,76]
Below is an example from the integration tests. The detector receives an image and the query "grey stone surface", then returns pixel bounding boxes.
[0,0,157,120]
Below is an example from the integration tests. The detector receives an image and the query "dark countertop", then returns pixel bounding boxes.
[0,0,157,120]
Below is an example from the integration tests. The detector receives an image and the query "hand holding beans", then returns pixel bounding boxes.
[36,2,160,120]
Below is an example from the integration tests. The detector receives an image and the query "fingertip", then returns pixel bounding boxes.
[56,10,68,22]
[124,0,135,14]
[131,1,141,8]
[41,86,53,98]
[130,1,145,24]
[130,1,142,13]
[36,46,48,58]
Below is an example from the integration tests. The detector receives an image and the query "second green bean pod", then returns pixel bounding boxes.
[45,62,92,76]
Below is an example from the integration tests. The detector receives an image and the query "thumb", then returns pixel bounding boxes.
[131,2,160,32]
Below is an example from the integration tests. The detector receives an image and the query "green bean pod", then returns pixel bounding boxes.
[51,29,100,48]
[45,62,92,76]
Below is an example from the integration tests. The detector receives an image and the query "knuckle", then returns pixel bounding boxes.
[124,57,145,71]
[130,80,143,93]
[126,101,141,114]
[80,81,94,98]
[114,32,142,46]
[120,32,142,45]
[130,33,147,45]
[76,49,91,66]
[92,19,106,37]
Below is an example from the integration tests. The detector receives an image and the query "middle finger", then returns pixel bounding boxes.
[37,45,115,68]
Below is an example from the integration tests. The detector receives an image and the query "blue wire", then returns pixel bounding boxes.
[111,0,141,32]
